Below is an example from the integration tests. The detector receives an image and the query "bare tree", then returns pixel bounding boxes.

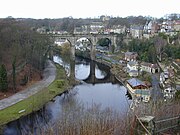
[154,36,167,61]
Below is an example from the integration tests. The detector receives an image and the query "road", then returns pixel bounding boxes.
[151,73,164,101]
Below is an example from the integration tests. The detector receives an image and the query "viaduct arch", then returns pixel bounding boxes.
[53,33,118,60]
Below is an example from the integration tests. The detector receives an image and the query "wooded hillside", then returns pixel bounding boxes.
[0,18,51,93]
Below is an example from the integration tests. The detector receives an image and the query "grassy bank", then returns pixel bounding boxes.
[0,63,69,126]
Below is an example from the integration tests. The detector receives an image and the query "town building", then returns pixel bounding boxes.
[159,67,176,88]
[109,25,126,34]
[128,70,139,77]
[127,61,139,71]
[74,25,89,34]
[159,20,175,35]
[141,62,160,74]
[163,86,176,100]
[125,52,138,61]
[36,27,46,34]
[126,78,151,102]
[90,22,104,34]
[173,20,180,32]
[130,25,144,39]
[143,20,160,35]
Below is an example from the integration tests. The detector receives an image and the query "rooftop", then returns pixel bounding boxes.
[125,52,137,56]
[127,61,138,66]
[141,62,158,68]
[127,78,146,87]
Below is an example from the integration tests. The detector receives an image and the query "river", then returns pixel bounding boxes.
[3,56,132,135]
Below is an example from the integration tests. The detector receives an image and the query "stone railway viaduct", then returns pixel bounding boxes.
[52,33,130,60]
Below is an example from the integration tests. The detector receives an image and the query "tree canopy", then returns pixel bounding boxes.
[0,19,52,92]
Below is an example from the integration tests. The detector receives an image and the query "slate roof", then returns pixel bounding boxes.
[127,78,146,87]
[141,62,159,68]
[128,70,138,73]
[125,52,137,56]
[127,61,138,67]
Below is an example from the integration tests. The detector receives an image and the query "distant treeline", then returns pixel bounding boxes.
[16,16,149,32]
[17,13,180,33]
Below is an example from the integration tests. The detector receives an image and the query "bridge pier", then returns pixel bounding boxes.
[69,59,75,84]
[90,35,97,61]
[83,61,113,84]
[70,44,75,60]
[90,44,96,61]
[111,35,117,48]
[70,43,76,85]
[90,61,96,84]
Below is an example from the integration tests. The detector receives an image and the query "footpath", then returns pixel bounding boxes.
[0,60,56,110]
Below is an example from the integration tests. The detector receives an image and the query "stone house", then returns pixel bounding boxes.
[124,52,138,62]
[130,25,144,39]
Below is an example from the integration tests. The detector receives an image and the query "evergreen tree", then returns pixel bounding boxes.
[0,64,8,92]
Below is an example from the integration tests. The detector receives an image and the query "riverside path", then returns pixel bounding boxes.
[0,60,56,110]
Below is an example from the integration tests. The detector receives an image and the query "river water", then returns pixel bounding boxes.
[3,56,132,135]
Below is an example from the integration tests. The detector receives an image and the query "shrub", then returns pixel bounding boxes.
[20,75,28,86]
[56,79,65,88]
[175,91,180,99]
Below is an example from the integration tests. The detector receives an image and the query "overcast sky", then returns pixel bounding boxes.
[1,0,180,19]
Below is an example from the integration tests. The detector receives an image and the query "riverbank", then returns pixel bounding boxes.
[0,60,70,126]
[96,58,129,82]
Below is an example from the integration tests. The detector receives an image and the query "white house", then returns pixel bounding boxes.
[163,86,176,100]
[160,72,166,84]
[128,70,139,77]
[90,22,104,34]
[54,39,68,46]
[160,21,173,33]
[141,62,159,74]
[127,61,139,77]
[127,61,139,71]
[109,25,126,34]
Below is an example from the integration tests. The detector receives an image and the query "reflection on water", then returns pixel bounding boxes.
[53,56,107,80]
[4,108,51,135]
[3,56,131,135]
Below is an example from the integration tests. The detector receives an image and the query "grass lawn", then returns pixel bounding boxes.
[0,63,70,126]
